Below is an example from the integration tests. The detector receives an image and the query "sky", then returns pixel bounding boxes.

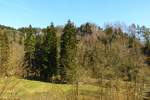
[0,0,150,28]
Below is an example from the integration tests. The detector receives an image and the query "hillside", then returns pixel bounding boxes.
[0,23,150,100]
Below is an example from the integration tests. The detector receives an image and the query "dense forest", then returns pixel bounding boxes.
[0,20,150,99]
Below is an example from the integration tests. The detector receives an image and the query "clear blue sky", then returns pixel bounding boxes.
[0,0,150,28]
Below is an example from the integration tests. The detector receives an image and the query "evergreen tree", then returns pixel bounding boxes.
[24,25,36,78]
[79,22,92,36]
[60,20,77,83]
[41,23,58,81]
[34,34,44,79]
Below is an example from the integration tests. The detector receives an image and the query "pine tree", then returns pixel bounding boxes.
[34,34,43,79]
[24,25,36,78]
[79,23,92,36]
[41,23,58,81]
[60,20,77,83]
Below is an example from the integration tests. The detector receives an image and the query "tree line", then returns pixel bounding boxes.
[23,21,78,83]
[0,21,150,84]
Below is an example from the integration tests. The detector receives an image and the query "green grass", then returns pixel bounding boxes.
[0,77,99,100]
[0,77,145,100]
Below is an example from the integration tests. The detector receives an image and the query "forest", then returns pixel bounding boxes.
[0,20,150,100]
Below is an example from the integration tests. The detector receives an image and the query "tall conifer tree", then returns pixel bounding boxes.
[60,20,77,82]
[42,23,58,81]
[24,25,36,77]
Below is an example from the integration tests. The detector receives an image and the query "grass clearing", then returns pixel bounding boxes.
[0,77,99,100]
[0,77,147,100]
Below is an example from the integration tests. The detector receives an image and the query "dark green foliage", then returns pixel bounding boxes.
[60,20,78,82]
[34,34,44,78]
[24,25,36,77]
[79,23,92,36]
[41,23,58,81]
[18,25,36,35]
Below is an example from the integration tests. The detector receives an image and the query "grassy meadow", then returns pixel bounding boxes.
[0,77,148,100]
